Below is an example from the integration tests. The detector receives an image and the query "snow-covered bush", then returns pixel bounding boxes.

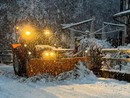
[76,38,111,72]
[45,61,97,82]
[88,45,103,73]
[55,62,97,81]
[79,38,111,51]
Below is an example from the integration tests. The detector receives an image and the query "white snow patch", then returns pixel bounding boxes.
[0,63,130,98]
[79,38,111,51]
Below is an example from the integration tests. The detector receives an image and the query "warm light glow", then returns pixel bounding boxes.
[28,52,31,55]
[50,52,54,56]
[20,24,36,41]
[24,44,27,47]
[42,51,56,60]
[44,29,51,37]
[25,31,31,35]
[45,52,49,56]
[85,50,88,53]
[45,30,50,35]
[16,26,19,30]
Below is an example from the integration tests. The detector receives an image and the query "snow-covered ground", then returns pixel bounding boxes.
[0,64,130,98]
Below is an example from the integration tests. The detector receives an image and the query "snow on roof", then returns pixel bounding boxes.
[53,48,73,51]
[35,45,54,48]
[113,10,130,17]
[35,45,73,51]
[35,45,55,51]
[61,18,93,29]
[80,38,112,48]
[102,48,130,52]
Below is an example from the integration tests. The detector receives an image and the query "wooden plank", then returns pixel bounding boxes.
[102,57,130,62]
[99,70,130,82]
[102,48,130,53]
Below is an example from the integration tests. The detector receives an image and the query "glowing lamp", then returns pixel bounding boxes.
[25,31,31,35]
[85,50,88,53]
[16,26,19,30]
[24,44,27,47]
[45,52,49,56]
[45,30,50,35]
[50,52,54,56]
[28,52,32,55]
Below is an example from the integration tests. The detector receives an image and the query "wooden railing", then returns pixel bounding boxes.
[102,48,130,61]
[101,48,130,71]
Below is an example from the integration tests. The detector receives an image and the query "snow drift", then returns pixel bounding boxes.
[0,63,130,98]
[79,38,111,50]
[0,62,97,83]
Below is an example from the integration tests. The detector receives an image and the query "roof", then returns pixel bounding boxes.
[61,18,93,29]
[35,45,73,51]
[113,10,130,18]
[35,45,55,51]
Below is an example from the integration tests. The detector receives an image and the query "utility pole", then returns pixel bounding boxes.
[90,17,95,38]
[101,23,106,40]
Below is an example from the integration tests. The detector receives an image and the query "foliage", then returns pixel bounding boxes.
[89,45,103,73]
[0,0,119,49]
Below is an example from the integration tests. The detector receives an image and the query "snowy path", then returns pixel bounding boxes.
[42,80,130,98]
[0,76,59,98]
[0,65,130,98]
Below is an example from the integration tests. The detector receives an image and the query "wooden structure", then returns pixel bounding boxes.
[61,18,95,48]
[101,22,125,45]
[100,48,130,82]
[102,48,130,61]
[102,48,130,70]
[113,0,130,44]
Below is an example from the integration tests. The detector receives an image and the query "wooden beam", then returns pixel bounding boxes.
[102,57,130,62]
[102,48,130,53]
